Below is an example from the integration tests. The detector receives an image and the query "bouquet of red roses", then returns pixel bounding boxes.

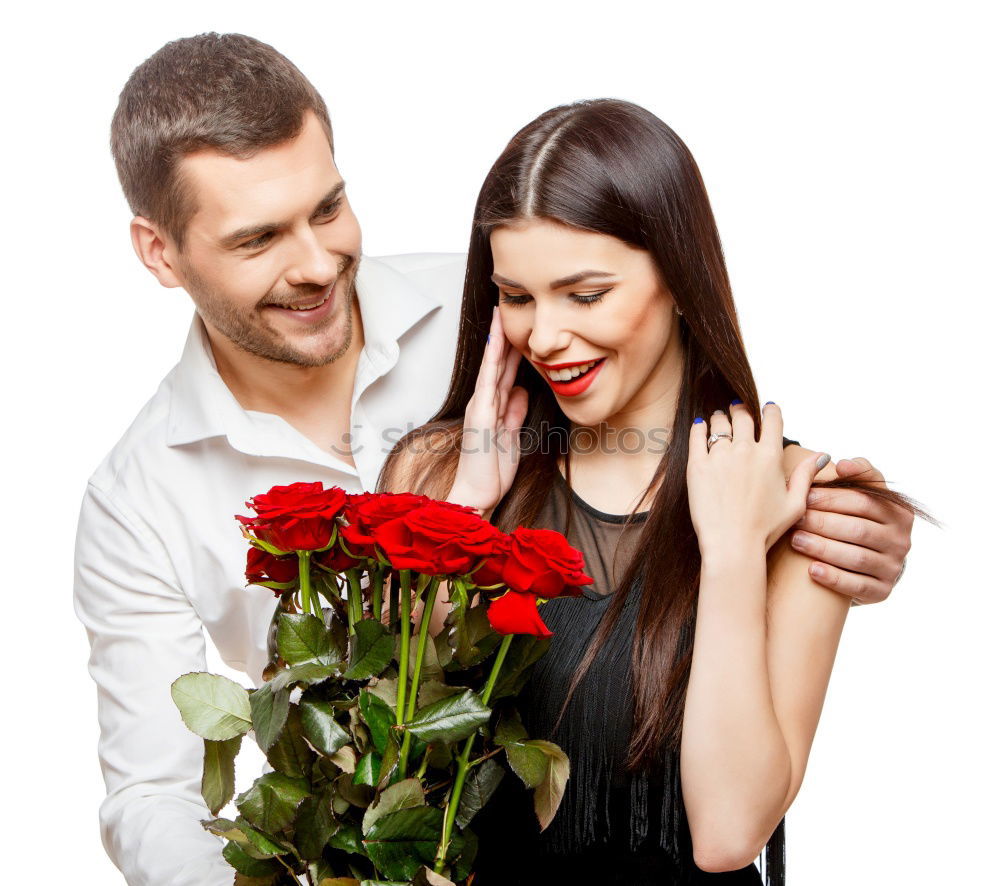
[171,482,592,885]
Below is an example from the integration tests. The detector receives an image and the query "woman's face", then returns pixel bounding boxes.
[490,218,682,430]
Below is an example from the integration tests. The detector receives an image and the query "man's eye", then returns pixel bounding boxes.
[316,200,342,218]
[242,233,273,250]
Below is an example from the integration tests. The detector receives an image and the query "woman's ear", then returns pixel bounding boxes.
[130,216,183,289]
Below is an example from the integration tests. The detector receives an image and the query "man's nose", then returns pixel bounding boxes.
[285,228,340,287]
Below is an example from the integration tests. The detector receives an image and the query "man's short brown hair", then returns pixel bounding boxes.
[111,32,334,248]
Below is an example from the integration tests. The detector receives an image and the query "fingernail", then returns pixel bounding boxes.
[807,490,820,506]
[694,416,704,424]
[791,531,809,550]
[765,401,775,406]
[809,563,826,579]
[487,334,492,343]
[816,453,831,469]
[730,398,743,405]
[712,409,724,415]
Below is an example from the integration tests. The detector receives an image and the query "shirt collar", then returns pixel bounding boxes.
[165,254,442,451]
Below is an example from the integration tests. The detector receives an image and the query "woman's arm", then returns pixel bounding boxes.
[682,407,849,871]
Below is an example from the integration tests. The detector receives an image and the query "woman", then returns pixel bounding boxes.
[378,99,919,884]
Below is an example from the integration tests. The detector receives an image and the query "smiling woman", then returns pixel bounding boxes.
[377,98,925,885]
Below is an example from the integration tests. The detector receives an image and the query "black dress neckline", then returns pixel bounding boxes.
[554,468,651,525]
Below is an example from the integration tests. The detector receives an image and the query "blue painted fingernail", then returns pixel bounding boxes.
[694,416,704,424]
[765,400,775,405]
[487,334,491,343]
[731,398,742,405]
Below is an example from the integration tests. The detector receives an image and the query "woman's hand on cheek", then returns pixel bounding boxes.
[686,401,831,561]
[446,306,529,516]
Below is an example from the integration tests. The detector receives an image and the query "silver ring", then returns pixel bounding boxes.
[707,433,733,450]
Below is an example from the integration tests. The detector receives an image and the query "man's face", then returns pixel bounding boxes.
[166,112,362,367]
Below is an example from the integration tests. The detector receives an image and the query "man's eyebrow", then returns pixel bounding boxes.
[491,269,616,290]
[220,181,347,248]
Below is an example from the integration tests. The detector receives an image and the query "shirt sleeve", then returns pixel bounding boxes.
[73,481,233,886]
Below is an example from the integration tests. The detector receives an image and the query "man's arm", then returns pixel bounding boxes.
[73,482,232,886]
[789,457,914,604]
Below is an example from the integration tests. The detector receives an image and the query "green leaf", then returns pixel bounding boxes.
[416,680,462,709]
[336,772,374,808]
[265,704,315,778]
[353,751,380,787]
[250,684,291,752]
[525,739,570,830]
[301,697,351,756]
[376,732,402,790]
[203,817,247,843]
[448,603,501,669]
[489,635,551,700]
[234,873,279,886]
[366,676,399,709]
[358,690,396,755]
[294,789,338,860]
[362,807,455,881]
[493,707,528,747]
[327,821,364,856]
[268,660,341,692]
[222,840,282,877]
[233,818,290,857]
[202,735,242,815]
[405,690,491,744]
[412,867,457,886]
[235,772,311,834]
[171,673,252,740]
[455,757,504,829]
[344,620,395,681]
[407,624,444,683]
[504,741,548,789]
[318,880,362,886]
[362,777,425,835]
[276,613,337,665]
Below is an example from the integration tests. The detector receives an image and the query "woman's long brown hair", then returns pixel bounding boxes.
[377,99,926,770]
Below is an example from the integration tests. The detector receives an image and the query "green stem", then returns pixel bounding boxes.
[370,565,385,623]
[347,570,363,635]
[481,633,513,706]
[434,631,514,873]
[395,570,412,727]
[401,576,441,777]
[297,551,317,618]
[388,572,399,630]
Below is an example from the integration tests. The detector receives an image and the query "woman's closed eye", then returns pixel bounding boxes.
[499,288,611,307]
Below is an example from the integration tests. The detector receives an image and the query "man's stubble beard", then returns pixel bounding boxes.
[183,255,359,368]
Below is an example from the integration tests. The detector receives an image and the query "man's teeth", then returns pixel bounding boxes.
[547,360,599,382]
[284,292,330,311]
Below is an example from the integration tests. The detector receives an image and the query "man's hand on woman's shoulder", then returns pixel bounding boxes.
[781,450,913,605]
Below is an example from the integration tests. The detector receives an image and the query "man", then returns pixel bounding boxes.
[74,33,913,886]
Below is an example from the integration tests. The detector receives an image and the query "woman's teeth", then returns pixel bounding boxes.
[546,360,600,382]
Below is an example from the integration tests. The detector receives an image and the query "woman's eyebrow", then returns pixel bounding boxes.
[491,269,615,290]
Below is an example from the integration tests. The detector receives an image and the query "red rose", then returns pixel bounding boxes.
[340,491,431,559]
[235,482,347,553]
[245,548,299,595]
[371,501,503,575]
[315,540,364,573]
[487,590,553,637]
[469,534,512,588]
[499,527,593,598]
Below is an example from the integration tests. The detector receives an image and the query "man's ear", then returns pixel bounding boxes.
[130,216,183,289]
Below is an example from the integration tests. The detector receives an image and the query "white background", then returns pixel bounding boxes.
[3,1,996,883]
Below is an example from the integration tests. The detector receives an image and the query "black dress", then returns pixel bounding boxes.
[475,445,797,885]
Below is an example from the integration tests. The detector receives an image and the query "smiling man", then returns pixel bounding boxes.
[73,33,914,886]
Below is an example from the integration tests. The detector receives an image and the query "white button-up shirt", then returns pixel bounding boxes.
[73,253,466,886]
